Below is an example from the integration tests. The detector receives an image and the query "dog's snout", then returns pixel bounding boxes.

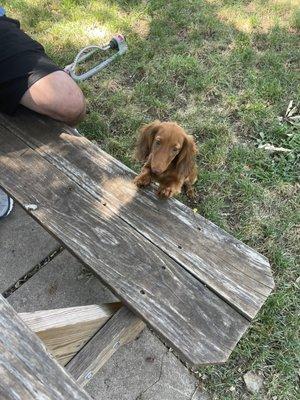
[151,168,163,175]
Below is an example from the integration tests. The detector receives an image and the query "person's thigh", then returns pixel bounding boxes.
[20,71,86,126]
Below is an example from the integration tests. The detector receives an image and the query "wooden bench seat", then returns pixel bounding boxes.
[0,108,274,372]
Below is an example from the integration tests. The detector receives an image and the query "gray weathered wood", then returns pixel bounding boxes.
[0,295,92,400]
[0,109,274,320]
[0,125,249,366]
[66,307,145,387]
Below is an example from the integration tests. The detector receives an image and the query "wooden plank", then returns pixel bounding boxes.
[0,109,274,320]
[19,303,121,366]
[66,307,145,387]
[0,295,92,400]
[0,126,249,366]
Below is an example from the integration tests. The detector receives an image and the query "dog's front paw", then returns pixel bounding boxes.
[157,186,179,199]
[186,186,195,199]
[134,174,151,188]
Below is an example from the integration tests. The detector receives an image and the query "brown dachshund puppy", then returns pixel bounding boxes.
[134,120,197,198]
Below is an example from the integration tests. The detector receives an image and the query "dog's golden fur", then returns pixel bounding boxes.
[134,120,197,198]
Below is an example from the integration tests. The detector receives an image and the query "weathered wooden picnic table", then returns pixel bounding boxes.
[0,107,274,397]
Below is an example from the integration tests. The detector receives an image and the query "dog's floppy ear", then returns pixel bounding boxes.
[135,120,161,162]
[176,135,197,178]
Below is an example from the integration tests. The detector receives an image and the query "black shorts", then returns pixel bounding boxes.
[0,51,62,115]
[0,15,62,114]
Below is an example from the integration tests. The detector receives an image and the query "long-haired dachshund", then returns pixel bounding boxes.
[134,120,198,198]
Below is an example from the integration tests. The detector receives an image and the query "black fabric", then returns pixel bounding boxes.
[0,75,29,114]
[0,52,61,114]
[0,15,44,65]
[0,15,62,114]
[0,48,62,85]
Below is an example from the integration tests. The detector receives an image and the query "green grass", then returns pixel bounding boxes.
[3,0,299,398]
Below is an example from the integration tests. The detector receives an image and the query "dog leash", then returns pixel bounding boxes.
[64,34,128,81]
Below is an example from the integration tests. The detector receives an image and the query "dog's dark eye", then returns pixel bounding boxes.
[173,148,179,153]
[155,140,161,145]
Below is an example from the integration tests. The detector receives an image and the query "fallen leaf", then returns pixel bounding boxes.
[286,100,294,116]
[258,143,292,153]
[278,100,300,125]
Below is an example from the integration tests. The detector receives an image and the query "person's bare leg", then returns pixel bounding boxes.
[20,71,86,126]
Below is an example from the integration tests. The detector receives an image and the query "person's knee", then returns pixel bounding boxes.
[20,71,87,126]
[58,89,86,126]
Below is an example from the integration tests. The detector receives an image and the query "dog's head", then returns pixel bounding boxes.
[135,120,197,177]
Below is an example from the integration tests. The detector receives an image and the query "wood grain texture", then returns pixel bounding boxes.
[0,295,92,400]
[0,109,275,320]
[66,307,145,387]
[0,125,249,366]
[19,303,121,366]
